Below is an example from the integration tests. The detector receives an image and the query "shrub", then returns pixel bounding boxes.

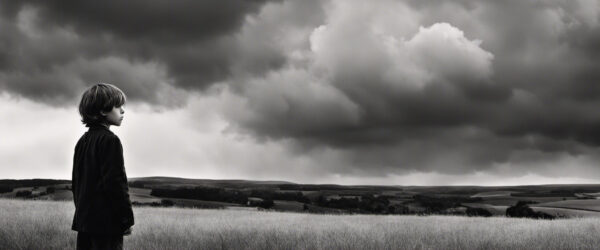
[0,186,12,194]
[466,207,492,217]
[258,199,274,209]
[151,187,248,204]
[129,181,146,188]
[388,205,410,214]
[16,190,32,198]
[161,199,175,207]
[506,202,554,219]
[412,195,483,213]
[249,190,310,203]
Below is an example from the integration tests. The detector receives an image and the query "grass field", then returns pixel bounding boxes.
[1,198,599,250]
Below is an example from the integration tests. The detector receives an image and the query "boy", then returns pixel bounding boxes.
[72,83,134,250]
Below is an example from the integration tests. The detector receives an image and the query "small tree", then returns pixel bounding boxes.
[0,186,12,194]
[316,195,326,206]
[466,207,492,217]
[161,199,175,207]
[258,199,275,209]
[506,201,554,219]
[16,190,32,198]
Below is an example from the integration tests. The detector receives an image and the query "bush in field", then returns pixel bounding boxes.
[506,202,554,219]
[388,205,410,214]
[16,190,32,197]
[46,187,55,194]
[318,197,360,209]
[412,195,483,213]
[466,207,492,217]
[257,199,274,209]
[161,199,174,207]
[0,186,12,194]
[250,190,310,203]
[359,194,390,213]
[314,194,398,214]
[129,181,146,188]
[150,187,248,204]
[132,200,176,207]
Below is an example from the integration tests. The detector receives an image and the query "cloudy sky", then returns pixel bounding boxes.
[1,0,600,185]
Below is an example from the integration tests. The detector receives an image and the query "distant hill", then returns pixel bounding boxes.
[127,176,409,191]
[128,176,297,189]
[130,176,296,185]
[0,179,71,189]
[3,177,600,191]
[3,177,600,217]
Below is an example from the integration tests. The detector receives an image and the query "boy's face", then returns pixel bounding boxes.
[101,106,125,126]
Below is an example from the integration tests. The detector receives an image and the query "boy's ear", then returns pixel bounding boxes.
[99,110,107,116]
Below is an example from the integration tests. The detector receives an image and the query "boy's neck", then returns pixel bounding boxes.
[90,123,110,130]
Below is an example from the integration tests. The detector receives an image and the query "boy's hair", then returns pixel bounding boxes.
[78,83,127,127]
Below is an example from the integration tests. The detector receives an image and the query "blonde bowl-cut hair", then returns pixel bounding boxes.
[78,83,127,127]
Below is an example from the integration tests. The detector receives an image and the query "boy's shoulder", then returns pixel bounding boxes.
[77,129,122,155]
[81,126,121,144]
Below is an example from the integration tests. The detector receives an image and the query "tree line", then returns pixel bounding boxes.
[149,187,310,205]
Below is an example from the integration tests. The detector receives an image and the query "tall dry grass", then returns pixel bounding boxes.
[0,198,599,250]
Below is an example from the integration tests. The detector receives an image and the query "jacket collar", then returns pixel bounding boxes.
[88,123,110,131]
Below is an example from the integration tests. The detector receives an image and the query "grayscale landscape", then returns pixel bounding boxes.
[2,177,600,249]
[1,0,600,249]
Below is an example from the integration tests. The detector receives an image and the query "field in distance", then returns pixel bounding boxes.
[1,198,599,250]
[2,177,600,218]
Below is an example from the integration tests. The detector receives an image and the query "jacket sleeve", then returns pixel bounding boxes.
[72,140,82,206]
[96,135,135,231]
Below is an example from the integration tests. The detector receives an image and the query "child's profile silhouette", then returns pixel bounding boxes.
[71,83,134,250]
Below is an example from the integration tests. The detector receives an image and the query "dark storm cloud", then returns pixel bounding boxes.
[0,0,276,105]
[2,0,600,180]
[224,17,503,144]
[212,0,600,177]
[3,0,274,44]
[19,0,280,90]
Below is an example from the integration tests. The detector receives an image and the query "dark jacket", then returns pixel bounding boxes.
[71,124,134,234]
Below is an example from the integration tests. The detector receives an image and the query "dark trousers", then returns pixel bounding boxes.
[76,232,124,250]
